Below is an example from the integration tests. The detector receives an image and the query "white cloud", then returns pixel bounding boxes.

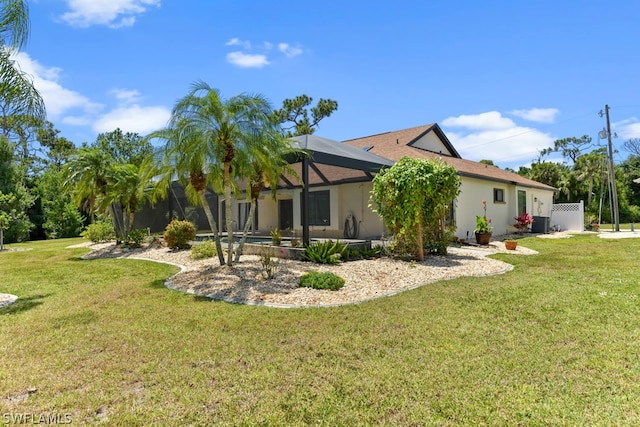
[278,43,303,58]
[225,38,251,49]
[510,108,559,124]
[11,52,169,137]
[224,38,303,67]
[614,117,640,140]
[442,111,515,131]
[109,88,142,104]
[226,51,269,68]
[11,51,102,120]
[442,111,556,166]
[93,105,170,134]
[60,0,161,28]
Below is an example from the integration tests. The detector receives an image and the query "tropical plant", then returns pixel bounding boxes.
[153,81,283,266]
[163,219,196,250]
[191,239,217,260]
[99,156,164,238]
[475,200,492,233]
[270,227,282,246]
[64,147,114,223]
[303,240,347,264]
[81,220,115,243]
[259,249,279,279]
[514,212,534,232]
[122,228,147,249]
[0,0,46,141]
[299,270,345,291]
[234,137,303,262]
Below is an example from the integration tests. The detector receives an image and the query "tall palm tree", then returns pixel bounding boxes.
[149,123,227,265]
[575,149,607,207]
[0,0,46,137]
[160,81,281,266]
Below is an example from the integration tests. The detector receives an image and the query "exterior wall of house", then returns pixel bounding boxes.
[338,182,384,239]
[454,177,555,240]
[233,182,384,240]
[411,131,454,155]
[228,175,555,242]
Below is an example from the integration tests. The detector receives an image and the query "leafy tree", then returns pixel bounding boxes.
[160,81,283,266]
[0,135,33,243]
[479,159,496,166]
[529,162,568,191]
[37,121,76,168]
[37,167,84,239]
[274,94,338,137]
[574,149,607,207]
[371,157,461,260]
[92,128,153,167]
[540,135,595,165]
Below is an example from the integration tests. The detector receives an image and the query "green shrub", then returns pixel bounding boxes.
[259,249,279,279]
[164,220,196,250]
[303,240,347,264]
[191,239,217,259]
[344,245,382,260]
[81,221,115,243]
[123,228,148,249]
[270,228,282,245]
[299,271,345,291]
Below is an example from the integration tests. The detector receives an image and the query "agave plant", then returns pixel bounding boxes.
[303,240,347,264]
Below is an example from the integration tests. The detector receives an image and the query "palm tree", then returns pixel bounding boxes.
[0,0,46,137]
[100,156,164,237]
[160,81,281,266]
[234,132,302,262]
[575,149,607,206]
[149,123,226,265]
[64,148,114,223]
[0,0,29,49]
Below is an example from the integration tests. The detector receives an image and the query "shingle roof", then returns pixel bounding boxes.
[343,124,557,192]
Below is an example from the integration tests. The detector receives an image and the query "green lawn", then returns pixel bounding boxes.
[1,235,640,425]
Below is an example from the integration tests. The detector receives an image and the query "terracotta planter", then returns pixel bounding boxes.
[475,232,492,245]
[504,240,517,250]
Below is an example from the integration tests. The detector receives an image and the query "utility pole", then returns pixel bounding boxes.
[604,104,620,231]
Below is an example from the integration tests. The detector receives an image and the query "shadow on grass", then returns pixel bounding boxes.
[0,293,51,315]
[148,279,168,289]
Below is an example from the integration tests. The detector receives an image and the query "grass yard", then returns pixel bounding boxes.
[1,235,640,425]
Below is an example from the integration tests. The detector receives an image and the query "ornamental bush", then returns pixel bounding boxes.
[191,239,217,259]
[81,221,115,243]
[299,270,345,291]
[163,219,196,250]
[122,228,148,249]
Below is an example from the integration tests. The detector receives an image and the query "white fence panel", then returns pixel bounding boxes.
[550,201,584,231]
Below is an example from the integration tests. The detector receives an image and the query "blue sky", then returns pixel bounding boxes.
[14,0,640,169]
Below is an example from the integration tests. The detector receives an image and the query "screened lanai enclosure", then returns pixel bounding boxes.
[133,135,394,241]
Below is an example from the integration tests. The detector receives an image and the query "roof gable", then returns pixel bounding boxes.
[343,123,556,192]
[344,123,461,159]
